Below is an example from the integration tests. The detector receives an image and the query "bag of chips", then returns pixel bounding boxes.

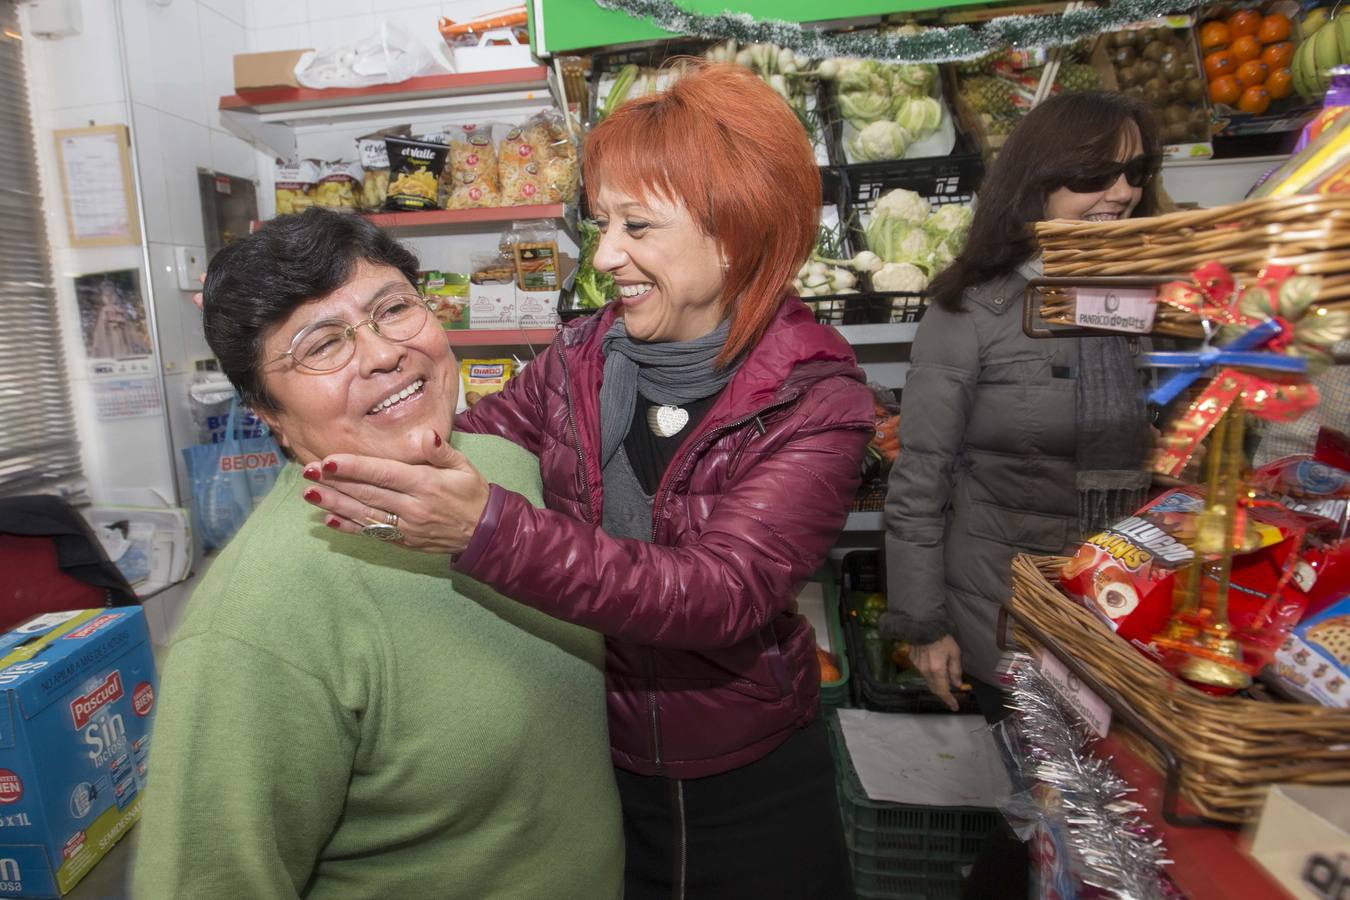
[384,137,449,211]
[314,160,362,212]
[274,159,320,216]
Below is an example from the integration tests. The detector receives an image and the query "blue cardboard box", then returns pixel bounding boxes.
[0,609,157,897]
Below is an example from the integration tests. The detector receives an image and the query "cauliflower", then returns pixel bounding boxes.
[872,188,930,224]
[865,217,931,266]
[835,59,887,95]
[848,121,911,162]
[929,203,974,235]
[872,262,929,293]
[839,91,893,130]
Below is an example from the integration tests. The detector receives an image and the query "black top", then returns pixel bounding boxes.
[624,393,721,495]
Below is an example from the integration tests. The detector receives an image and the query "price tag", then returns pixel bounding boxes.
[1037,651,1112,738]
[1073,287,1157,334]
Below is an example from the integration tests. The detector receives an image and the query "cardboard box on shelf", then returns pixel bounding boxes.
[469,282,518,329]
[0,608,157,897]
[232,49,310,92]
[517,290,560,328]
[1249,784,1350,898]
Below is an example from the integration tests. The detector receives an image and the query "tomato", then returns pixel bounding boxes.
[1236,59,1270,87]
[1238,84,1272,114]
[1204,50,1237,79]
[1257,13,1292,44]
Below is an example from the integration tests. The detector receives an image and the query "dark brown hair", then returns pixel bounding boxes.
[930,90,1161,311]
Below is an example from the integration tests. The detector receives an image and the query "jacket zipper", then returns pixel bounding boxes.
[555,332,596,524]
[674,780,687,899]
[642,394,798,775]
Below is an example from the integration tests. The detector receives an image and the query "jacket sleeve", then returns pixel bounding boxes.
[455,378,873,651]
[455,344,552,453]
[880,303,980,646]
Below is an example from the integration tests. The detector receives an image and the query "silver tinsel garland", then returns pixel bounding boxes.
[1005,663,1176,899]
[592,0,1207,63]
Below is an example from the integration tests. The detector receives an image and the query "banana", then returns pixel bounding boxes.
[1292,38,1312,97]
[1300,7,1330,41]
[1313,23,1340,89]
[1337,13,1350,69]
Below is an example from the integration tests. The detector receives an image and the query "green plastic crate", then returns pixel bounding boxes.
[816,566,850,709]
[825,712,1000,899]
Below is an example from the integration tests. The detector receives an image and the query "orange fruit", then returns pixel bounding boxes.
[1261,41,1294,69]
[1236,59,1270,87]
[1238,84,1271,114]
[1199,19,1231,51]
[1229,34,1263,62]
[1227,9,1261,39]
[1257,13,1292,44]
[1266,67,1293,99]
[1209,73,1242,105]
[1204,50,1238,79]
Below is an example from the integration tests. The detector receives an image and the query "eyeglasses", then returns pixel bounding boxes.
[269,293,441,373]
[1061,155,1161,194]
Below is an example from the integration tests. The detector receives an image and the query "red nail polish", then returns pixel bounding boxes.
[302,467,321,482]
[433,431,442,448]
[322,460,338,474]
[326,517,341,529]
[303,488,321,503]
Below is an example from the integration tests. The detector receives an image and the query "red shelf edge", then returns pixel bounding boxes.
[444,328,556,346]
[219,67,550,112]
[249,205,565,234]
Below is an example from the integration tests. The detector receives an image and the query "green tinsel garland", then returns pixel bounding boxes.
[592,0,1205,62]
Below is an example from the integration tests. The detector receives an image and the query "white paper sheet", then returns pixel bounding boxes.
[795,581,833,655]
[837,708,1012,808]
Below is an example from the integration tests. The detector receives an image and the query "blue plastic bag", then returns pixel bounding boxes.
[182,395,285,553]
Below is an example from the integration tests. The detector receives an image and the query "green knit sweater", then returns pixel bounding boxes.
[132,434,623,900]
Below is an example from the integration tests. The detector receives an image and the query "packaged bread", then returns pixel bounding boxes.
[460,358,515,407]
[274,159,320,216]
[314,160,362,212]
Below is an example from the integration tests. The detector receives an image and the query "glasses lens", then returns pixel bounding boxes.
[1063,167,1119,194]
[1123,156,1160,188]
[372,294,428,341]
[293,323,353,372]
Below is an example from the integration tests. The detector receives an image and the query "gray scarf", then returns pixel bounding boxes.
[598,318,736,466]
[1075,335,1152,536]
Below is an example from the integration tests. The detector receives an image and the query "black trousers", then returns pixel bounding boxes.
[962,678,1030,900]
[616,716,854,900]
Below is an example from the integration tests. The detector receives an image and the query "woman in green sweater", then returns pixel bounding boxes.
[132,209,623,900]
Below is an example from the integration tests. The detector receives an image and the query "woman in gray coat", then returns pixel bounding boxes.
[882,92,1162,719]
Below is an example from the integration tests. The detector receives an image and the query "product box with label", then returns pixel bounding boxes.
[232,49,310,92]
[469,282,518,329]
[516,290,560,329]
[1272,596,1350,707]
[0,608,157,897]
[1249,783,1350,899]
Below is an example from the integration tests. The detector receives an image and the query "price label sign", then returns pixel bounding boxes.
[1073,287,1157,334]
[1037,651,1113,738]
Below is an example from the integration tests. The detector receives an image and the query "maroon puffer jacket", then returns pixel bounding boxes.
[456,297,873,778]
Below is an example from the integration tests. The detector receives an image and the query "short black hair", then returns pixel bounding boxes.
[202,208,420,410]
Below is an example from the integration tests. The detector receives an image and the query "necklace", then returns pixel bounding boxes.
[647,404,689,438]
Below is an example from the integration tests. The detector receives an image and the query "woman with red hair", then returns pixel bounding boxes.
[305,62,870,897]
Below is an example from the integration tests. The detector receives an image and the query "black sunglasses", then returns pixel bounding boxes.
[1061,155,1161,194]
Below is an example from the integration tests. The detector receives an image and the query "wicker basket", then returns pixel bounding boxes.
[1008,553,1350,825]
[1035,195,1350,305]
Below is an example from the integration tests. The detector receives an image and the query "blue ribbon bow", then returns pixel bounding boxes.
[1144,319,1307,406]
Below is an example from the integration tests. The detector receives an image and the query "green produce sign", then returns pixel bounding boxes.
[528,0,991,56]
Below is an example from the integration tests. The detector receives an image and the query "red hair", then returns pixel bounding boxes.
[583,60,821,365]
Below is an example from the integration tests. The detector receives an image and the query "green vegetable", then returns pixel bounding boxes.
[573,219,616,309]
[895,96,941,136]
[847,120,910,162]
[600,65,639,121]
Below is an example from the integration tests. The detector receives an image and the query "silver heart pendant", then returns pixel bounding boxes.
[647,404,690,438]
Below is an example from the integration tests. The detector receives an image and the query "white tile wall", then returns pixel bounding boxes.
[199,5,248,130]
[246,0,504,55]
[34,0,125,111]
[130,102,174,244]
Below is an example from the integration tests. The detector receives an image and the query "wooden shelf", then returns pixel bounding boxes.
[444,328,557,347]
[219,67,550,114]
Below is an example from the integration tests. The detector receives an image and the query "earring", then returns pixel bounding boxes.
[720,260,730,272]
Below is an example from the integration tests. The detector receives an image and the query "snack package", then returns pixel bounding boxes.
[444,124,501,210]
[1271,596,1350,707]
[1061,488,1310,674]
[384,137,449,211]
[1253,455,1350,539]
[355,127,408,211]
[274,158,320,216]
[460,358,514,406]
[313,160,362,212]
[498,110,579,205]
[418,269,470,330]
[469,252,518,328]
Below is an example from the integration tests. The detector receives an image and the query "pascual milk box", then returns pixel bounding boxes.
[0,608,156,897]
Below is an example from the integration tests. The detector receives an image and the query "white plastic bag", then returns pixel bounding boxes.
[294,21,443,89]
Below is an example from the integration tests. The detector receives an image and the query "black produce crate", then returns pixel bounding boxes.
[838,550,978,714]
[807,292,928,326]
[840,153,985,264]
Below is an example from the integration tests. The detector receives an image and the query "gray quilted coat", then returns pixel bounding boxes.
[881,268,1083,684]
